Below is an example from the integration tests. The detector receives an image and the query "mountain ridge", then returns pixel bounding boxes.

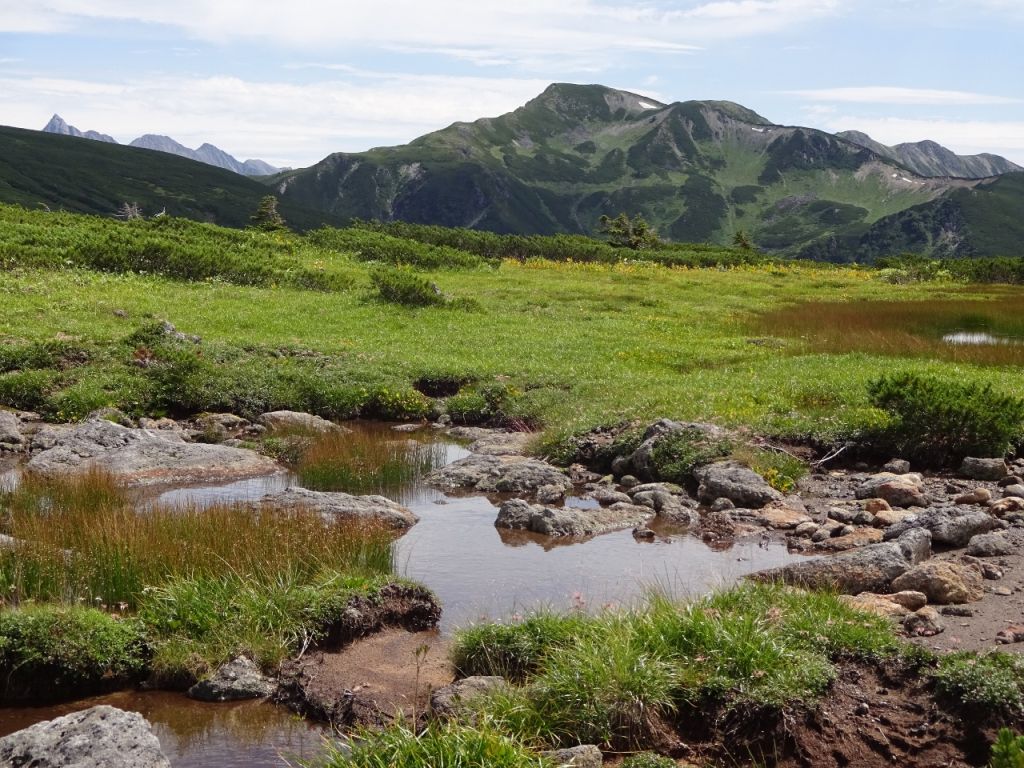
[836,129,1021,179]
[41,114,281,177]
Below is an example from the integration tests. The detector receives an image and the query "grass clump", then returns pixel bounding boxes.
[312,720,552,768]
[649,427,734,485]
[935,652,1024,714]
[730,444,808,493]
[621,753,676,768]
[297,430,445,493]
[0,605,149,700]
[867,372,1024,466]
[452,583,898,750]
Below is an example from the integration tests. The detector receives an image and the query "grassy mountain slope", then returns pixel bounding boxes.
[0,125,334,230]
[273,83,975,257]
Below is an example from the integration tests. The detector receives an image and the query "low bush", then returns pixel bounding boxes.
[935,652,1024,714]
[0,369,59,411]
[308,227,491,270]
[370,267,478,309]
[649,428,735,485]
[867,372,1024,466]
[0,605,149,701]
[0,339,89,374]
[731,445,808,493]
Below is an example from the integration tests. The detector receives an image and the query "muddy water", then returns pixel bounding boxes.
[0,691,329,767]
[1,424,806,765]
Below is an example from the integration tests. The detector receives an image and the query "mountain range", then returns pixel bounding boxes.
[5,85,1023,261]
[42,114,281,177]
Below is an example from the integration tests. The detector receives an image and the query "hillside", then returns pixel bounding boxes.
[0,125,335,230]
[272,83,987,258]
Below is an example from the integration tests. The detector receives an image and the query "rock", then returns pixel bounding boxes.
[627,419,727,480]
[990,497,1024,517]
[427,454,572,496]
[628,482,685,497]
[752,529,931,594]
[941,605,974,617]
[840,593,910,618]
[651,493,700,527]
[466,431,532,456]
[890,591,928,611]
[430,676,508,719]
[258,410,343,434]
[259,487,418,529]
[27,419,280,486]
[955,488,993,505]
[855,473,927,508]
[891,560,984,604]
[537,484,566,504]
[188,656,276,702]
[794,521,819,537]
[541,744,604,768]
[816,528,884,552]
[960,457,1009,481]
[994,586,1013,596]
[882,459,912,474]
[632,526,656,540]
[1003,485,1024,499]
[996,626,1024,644]
[695,462,782,509]
[883,506,1001,547]
[967,532,1014,557]
[495,499,653,538]
[864,498,892,514]
[999,475,1024,488]
[872,509,917,527]
[619,474,640,488]
[588,488,633,506]
[392,423,425,433]
[904,607,944,637]
[0,705,171,767]
[710,497,736,512]
[752,504,813,530]
[0,410,24,450]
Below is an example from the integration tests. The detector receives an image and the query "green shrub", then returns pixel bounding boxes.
[0,605,149,701]
[730,445,808,493]
[0,339,89,374]
[0,369,59,411]
[308,227,490,270]
[621,753,676,768]
[365,385,432,420]
[990,728,1024,768]
[371,267,449,307]
[650,428,734,484]
[935,652,1024,714]
[867,372,1024,466]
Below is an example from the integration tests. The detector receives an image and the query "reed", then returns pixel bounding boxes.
[0,469,394,609]
[297,429,446,494]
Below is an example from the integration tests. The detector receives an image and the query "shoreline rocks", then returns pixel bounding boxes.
[188,656,276,702]
[259,487,419,529]
[427,453,572,496]
[496,498,654,538]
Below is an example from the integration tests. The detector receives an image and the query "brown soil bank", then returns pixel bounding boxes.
[675,662,1001,768]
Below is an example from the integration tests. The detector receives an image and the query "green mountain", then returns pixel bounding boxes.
[836,130,1021,179]
[0,125,334,230]
[272,83,1001,258]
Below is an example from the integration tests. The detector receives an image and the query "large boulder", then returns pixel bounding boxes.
[625,419,728,480]
[967,532,1015,557]
[695,462,782,509]
[0,705,171,767]
[751,529,932,594]
[0,411,24,451]
[960,457,1009,481]
[882,506,1002,547]
[855,473,927,508]
[258,410,344,434]
[259,487,418,529]
[188,656,276,702]
[27,418,280,486]
[891,560,984,605]
[427,454,571,496]
[496,499,653,538]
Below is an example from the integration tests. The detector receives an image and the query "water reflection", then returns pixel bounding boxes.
[943,331,1023,346]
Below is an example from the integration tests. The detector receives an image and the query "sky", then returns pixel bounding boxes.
[1,1,1022,169]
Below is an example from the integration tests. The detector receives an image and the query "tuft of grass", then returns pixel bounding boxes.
[0,470,394,609]
[621,753,676,768]
[649,428,735,485]
[297,430,446,493]
[310,720,553,768]
[935,652,1024,714]
[730,444,808,493]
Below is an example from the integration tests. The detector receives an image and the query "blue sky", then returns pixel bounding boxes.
[1,1,1022,168]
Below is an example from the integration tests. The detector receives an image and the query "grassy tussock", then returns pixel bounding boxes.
[453,583,898,750]
[0,470,394,610]
[297,430,447,493]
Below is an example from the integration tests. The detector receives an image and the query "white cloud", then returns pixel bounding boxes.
[0,0,840,66]
[820,115,1024,164]
[0,72,557,167]
[786,86,1021,106]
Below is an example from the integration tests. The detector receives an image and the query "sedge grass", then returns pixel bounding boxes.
[297,430,445,494]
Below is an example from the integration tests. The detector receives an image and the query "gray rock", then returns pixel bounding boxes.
[466,431,532,456]
[751,529,932,594]
[258,410,343,434]
[711,497,736,512]
[882,459,911,474]
[427,454,571,496]
[695,461,782,509]
[541,744,603,768]
[651,492,700,527]
[904,607,944,637]
[0,705,171,767]
[627,482,685,496]
[967,532,1015,557]
[0,411,24,450]
[588,488,633,506]
[619,474,640,488]
[188,656,276,701]
[960,457,1009,481]
[883,506,1001,547]
[1003,485,1024,499]
[259,487,418,529]
[495,499,653,538]
[430,676,507,718]
[537,484,566,504]
[27,419,280,486]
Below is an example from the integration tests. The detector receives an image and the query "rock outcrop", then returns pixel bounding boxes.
[496,499,653,538]
[188,656,276,702]
[427,454,571,496]
[259,487,418,529]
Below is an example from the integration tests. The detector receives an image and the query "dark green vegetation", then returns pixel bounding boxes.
[0,125,335,229]
[452,584,899,750]
[991,729,1024,768]
[936,653,1024,715]
[269,84,1024,260]
[0,471,404,688]
[866,373,1024,466]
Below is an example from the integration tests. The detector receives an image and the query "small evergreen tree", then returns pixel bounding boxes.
[732,229,754,251]
[249,195,287,232]
[598,212,659,250]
